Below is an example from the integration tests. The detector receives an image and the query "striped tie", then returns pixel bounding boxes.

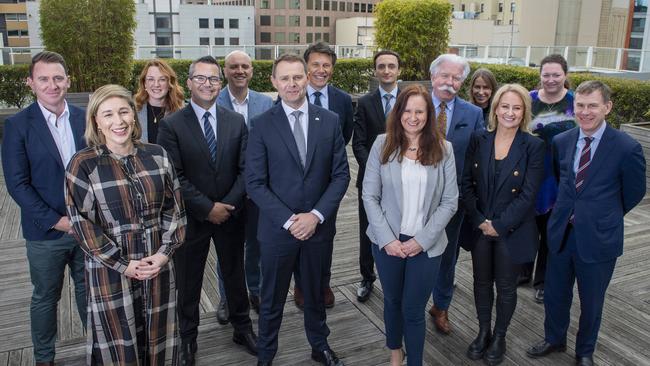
[203,111,217,163]
[383,94,393,117]
[575,137,594,192]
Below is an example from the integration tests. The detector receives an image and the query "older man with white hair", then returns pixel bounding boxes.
[427,54,485,334]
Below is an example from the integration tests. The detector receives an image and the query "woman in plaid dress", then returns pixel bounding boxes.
[66,85,186,365]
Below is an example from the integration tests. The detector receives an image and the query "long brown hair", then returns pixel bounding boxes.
[380,84,446,166]
[134,59,185,113]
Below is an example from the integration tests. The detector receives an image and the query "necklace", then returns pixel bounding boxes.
[148,104,165,124]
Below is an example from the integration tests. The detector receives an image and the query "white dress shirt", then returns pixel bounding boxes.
[38,101,75,167]
[228,86,249,124]
[190,99,218,140]
[400,157,428,236]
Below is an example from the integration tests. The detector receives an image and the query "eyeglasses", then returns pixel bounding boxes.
[145,77,169,85]
[191,75,222,85]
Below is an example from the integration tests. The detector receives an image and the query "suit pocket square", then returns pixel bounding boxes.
[455,124,467,129]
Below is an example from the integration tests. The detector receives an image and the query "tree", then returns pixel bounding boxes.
[374,0,451,80]
[40,0,136,91]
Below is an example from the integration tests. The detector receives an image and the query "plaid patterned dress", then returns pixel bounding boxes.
[66,143,186,366]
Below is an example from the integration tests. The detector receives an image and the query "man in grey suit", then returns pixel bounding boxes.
[216,50,274,320]
[428,54,485,334]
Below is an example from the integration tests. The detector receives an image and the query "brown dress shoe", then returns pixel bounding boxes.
[324,287,335,308]
[294,285,305,310]
[428,305,451,334]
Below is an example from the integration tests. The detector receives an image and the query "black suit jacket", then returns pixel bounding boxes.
[460,130,545,263]
[326,85,354,145]
[157,103,248,227]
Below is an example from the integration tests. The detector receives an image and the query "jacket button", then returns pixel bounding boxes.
[511,188,517,193]
[474,163,478,168]
[513,170,519,176]
[473,181,477,185]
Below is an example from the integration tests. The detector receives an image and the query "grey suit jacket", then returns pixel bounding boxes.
[136,103,149,142]
[362,135,458,257]
[216,87,274,129]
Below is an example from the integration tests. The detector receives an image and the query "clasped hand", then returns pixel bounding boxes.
[124,253,169,280]
[479,220,499,237]
[384,238,423,258]
[207,202,235,224]
[288,213,319,241]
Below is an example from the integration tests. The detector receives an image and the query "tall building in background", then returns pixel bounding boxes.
[626,0,648,70]
[0,0,30,64]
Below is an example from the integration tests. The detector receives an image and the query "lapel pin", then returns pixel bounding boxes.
[315,117,320,121]
[514,170,519,176]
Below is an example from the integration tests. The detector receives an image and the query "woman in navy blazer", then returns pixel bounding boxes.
[363,85,458,366]
[461,84,544,365]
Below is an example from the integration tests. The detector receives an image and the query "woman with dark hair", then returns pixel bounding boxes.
[519,54,576,303]
[66,84,186,365]
[363,84,458,366]
[134,59,185,143]
[462,84,544,365]
[469,68,498,122]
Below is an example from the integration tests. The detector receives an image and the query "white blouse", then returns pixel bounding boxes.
[400,157,428,236]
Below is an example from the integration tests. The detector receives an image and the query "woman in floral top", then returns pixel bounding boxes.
[66,84,186,365]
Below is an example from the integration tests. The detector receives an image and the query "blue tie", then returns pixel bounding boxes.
[313,91,323,107]
[203,111,217,163]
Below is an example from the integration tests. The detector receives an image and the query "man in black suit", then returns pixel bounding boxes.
[290,42,354,309]
[246,54,350,366]
[157,56,256,365]
[352,50,402,302]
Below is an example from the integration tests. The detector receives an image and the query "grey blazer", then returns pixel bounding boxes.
[362,135,458,257]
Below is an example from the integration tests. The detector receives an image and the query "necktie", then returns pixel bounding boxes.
[383,94,393,117]
[291,110,306,167]
[437,101,447,136]
[203,111,217,163]
[313,91,323,107]
[575,137,594,192]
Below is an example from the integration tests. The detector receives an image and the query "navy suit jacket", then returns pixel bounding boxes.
[245,102,350,243]
[325,85,354,145]
[2,101,86,240]
[216,87,274,129]
[444,96,485,182]
[461,130,545,263]
[548,125,646,263]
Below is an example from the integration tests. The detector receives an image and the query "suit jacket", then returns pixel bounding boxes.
[362,135,458,257]
[325,85,354,145]
[444,96,485,182]
[352,88,399,188]
[2,101,86,240]
[245,102,350,243]
[216,87,274,129]
[460,130,544,263]
[157,103,248,229]
[136,102,149,143]
[548,125,646,263]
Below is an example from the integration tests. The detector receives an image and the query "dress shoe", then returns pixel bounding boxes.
[180,339,197,366]
[324,286,335,308]
[576,355,594,366]
[311,348,344,366]
[428,305,451,334]
[526,340,567,358]
[233,330,258,356]
[484,334,506,365]
[249,294,260,314]
[466,326,491,360]
[216,300,229,325]
[534,289,544,304]
[293,285,304,310]
[356,280,374,302]
[35,363,54,366]
[257,362,272,366]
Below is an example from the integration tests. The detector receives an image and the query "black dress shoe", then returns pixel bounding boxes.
[180,339,197,366]
[216,300,229,325]
[484,334,506,365]
[356,280,373,302]
[575,355,594,366]
[249,294,260,314]
[311,348,344,366]
[534,289,544,304]
[466,327,491,360]
[233,330,258,356]
[257,362,272,366]
[526,340,567,358]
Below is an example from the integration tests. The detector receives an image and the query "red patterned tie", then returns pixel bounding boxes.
[570,137,593,224]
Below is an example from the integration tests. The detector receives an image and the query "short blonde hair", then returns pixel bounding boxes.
[85,84,142,147]
[487,83,532,133]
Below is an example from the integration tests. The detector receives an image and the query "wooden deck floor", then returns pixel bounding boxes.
[0,149,649,366]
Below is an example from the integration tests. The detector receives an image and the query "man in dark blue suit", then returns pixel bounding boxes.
[527,81,646,366]
[246,54,350,366]
[1,51,87,366]
[428,54,484,334]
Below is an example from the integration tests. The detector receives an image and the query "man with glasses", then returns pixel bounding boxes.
[158,55,256,365]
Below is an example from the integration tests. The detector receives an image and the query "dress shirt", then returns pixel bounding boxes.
[307,84,329,110]
[38,100,75,167]
[379,86,398,115]
[228,86,249,124]
[573,120,606,174]
[431,93,455,136]
[279,99,325,229]
[190,99,218,141]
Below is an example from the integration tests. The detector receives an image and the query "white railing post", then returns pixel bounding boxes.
[639,50,646,72]
[274,45,279,59]
[9,48,14,65]
[484,45,489,60]
[615,48,622,70]
[172,45,177,59]
[563,46,569,60]
[525,46,531,67]
[136,46,140,60]
[586,46,593,70]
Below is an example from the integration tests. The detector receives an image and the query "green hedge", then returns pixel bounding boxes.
[0,64,32,108]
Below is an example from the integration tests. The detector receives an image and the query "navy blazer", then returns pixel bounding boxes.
[216,87,274,129]
[326,85,354,145]
[245,102,350,243]
[2,101,86,240]
[461,130,545,263]
[444,96,485,182]
[548,125,646,263]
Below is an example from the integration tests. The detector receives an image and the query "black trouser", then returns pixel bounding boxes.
[358,186,376,282]
[471,235,519,335]
[520,211,551,289]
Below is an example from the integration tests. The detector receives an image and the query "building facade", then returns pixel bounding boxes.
[0,0,30,64]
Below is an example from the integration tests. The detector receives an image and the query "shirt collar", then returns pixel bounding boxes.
[307,84,328,98]
[579,120,607,142]
[228,85,249,105]
[379,86,398,99]
[431,93,455,111]
[37,100,69,125]
[281,98,308,119]
[190,99,217,121]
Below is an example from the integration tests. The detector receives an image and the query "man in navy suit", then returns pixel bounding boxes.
[246,54,350,366]
[216,50,274,320]
[428,54,485,334]
[527,81,645,366]
[1,51,87,366]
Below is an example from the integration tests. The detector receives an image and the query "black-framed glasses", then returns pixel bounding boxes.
[191,75,222,85]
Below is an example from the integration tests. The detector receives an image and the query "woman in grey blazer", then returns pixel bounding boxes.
[363,85,458,366]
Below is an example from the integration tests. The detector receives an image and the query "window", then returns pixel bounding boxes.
[510,2,515,12]
[307,16,313,26]
[324,0,329,10]
[307,33,313,43]
[260,15,271,26]
[480,3,484,12]
[199,37,210,45]
[214,18,224,28]
[230,37,239,45]
[155,15,171,29]
[496,19,502,25]
[347,2,352,11]
[289,32,300,43]
[315,33,321,41]
[260,32,271,43]
[315,0,321,10]
[633,18,646,33]
[289,16,300,26]
[461,4,465,11]
[199,18,209,28]
[275,0,285,8]
[7,29,28,37]
[307,0,313,9]
[260,0,270,8]
[368,3,373,12]
[331,1,337,10]
[630,37,643,49]
[354,2,359,12]
[361,3,366,12]
[5,13,27,21]
[323,17,329,26]
[509,19,513,25]
[229,19,239,29]
[323,33,330,42]
[215,37,225,45]
[290,0,300,8]
[498,2,503,12]
[275,32,286,42]
[315,16,321,26]
[156,36,171,45]
[275,15,286,26]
